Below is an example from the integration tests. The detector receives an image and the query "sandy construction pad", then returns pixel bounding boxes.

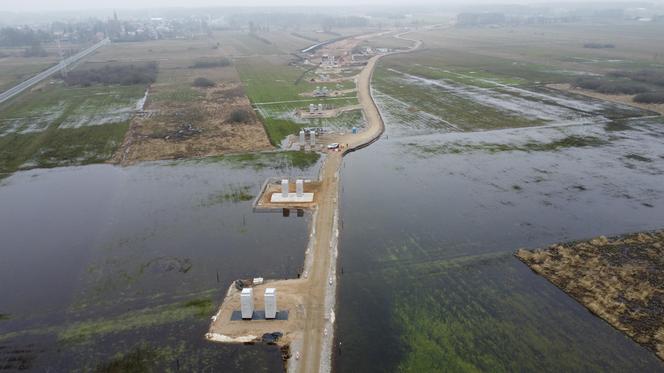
[208,279,308,346]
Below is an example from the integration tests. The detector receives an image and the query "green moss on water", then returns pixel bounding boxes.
[407,135,608,157]
[605,120,634,132]
[0,291,217,345]
[377,252,660,372]
[58,304,197,344]
[202,185,254,207]
[187,150,320,171]
[94,344,159,373]
[0,313,10,321]
[624,153,653,162]
[221,186,254,202]
[182,298,213,318]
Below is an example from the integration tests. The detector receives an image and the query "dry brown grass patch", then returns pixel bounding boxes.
[515,229,664,361]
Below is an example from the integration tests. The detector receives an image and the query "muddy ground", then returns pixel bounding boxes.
[113,83,272,164]
[516,230,664,360]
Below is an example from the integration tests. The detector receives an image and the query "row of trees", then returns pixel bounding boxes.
[190,58,231,69]
[573,77,650,95]
[62,63,158,87]
[634,92,664,103]
[608,69,664,87]
[573,69,664,103]
[0,27,52,47]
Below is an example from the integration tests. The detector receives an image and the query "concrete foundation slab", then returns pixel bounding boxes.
[270,193,314,203]
[231,310,290,321]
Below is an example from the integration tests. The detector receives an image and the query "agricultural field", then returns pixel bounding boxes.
[0,41,84,91]
[0,28,370,176]
[337,102,664,372]
[357,33,415,51]
[411,23,664,73]
[334,22,664,372]
[86,38,273,164]
[373,62,649,136]
[214,31,284,56]
[401,23,664,111]
[0,62,53,92]
[234,53,362,144]
[372,22,664,137]
[212,28,367,57]
[0,82,145,176]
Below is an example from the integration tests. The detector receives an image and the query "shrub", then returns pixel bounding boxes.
[633,92,664,104]
[609,69,664,87]
[193,77,215,88]
[574,77,602,90]
[63,62,157,86]
[573,77,650,95]
[230,109,251,123]
[190,58,231,68]
[596,82,649,95]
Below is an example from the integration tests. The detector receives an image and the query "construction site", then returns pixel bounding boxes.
[205,30,421,372]
[4,6,664,372]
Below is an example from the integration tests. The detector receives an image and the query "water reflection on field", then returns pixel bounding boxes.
[335,106,664,370]
[0,158,319,371]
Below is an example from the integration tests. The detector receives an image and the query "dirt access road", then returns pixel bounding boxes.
[206,29,422,372]
[293,30,422,373]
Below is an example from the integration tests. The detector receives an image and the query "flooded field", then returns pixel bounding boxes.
[0,155,320,371]
[335,60,664,370]
[255,98,364,133]
[0,84,145,136]
[372,65,650,137]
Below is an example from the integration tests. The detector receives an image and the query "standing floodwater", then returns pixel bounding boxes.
[334,90,664,370]
[0,156,320,371]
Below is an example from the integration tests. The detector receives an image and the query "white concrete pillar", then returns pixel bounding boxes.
[296,179,304,197]
[299,130,305,146]
[281,179,289,197]
[309,104,315,113]
[265,288,277,319]
[240,288,254,319]
[310,131,316,146]
[318,103,323,111]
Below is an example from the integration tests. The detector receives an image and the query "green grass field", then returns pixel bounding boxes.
[0,121,128,176]
[372,23,660,134]
[373,67,545,131]
[183,150,321,170]
[235,55,361,144]
[1,84,144,129]
[235,56,315,103]
[0,62,54,92]
[0,83,144,176]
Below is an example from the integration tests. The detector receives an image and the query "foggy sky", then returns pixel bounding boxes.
[5,0,427,12]
[3,0,643,13]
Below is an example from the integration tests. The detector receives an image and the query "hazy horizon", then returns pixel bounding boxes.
[4,0,661,13]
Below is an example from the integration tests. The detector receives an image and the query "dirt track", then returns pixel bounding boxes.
[205,30,422,373]
[293,30,422,373]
